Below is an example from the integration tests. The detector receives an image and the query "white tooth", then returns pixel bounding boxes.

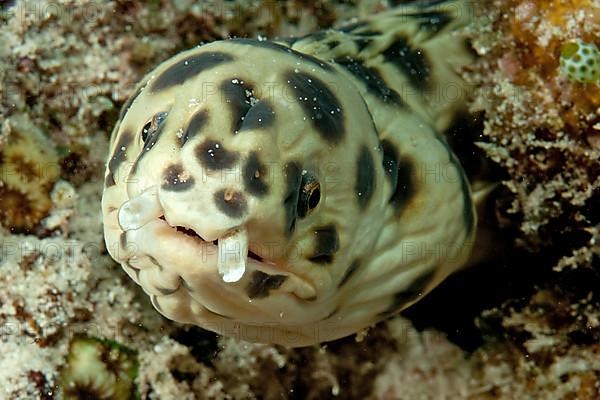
[218,227,248,283]
[118,187,162,231]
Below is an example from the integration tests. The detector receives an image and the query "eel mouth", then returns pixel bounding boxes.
[117,187,252,282]
[117,188,317,300]
[165,218,317,300]
[163,216,266,263]
[157,215,266,282]
[117,186,316,296]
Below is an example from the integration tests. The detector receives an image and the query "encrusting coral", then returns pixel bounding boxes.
[0,114,59,234]
[60,336,138,400]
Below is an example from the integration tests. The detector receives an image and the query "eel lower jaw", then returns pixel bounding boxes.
[160,216,287,283]
[117,188,310,292]
[117,188,247,282]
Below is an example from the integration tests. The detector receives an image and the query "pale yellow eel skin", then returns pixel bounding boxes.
[102,0,477,347]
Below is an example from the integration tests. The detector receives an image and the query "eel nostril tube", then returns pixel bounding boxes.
[218,227,248,283]
[118,187,163,231]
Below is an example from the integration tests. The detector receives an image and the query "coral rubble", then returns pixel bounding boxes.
[466,0,599,265]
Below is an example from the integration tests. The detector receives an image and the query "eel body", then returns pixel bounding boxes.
[102,0,477,346]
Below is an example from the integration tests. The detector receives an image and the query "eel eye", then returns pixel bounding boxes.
[141,112,168,143]
[297,173,320,218]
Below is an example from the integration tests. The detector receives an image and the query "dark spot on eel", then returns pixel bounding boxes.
[382,36,431,91]
[243,152,269,197]
[309,225,339,264]
[381,139,399,185]
[180,109,208,146]
[105,130,133,187]
[355,145,376,209]
[162,163,195,192]
[390,157,416,215]
[335,57,403,104]
[195,140,239,171]
[239,100,276,131]
[246,271,288,299]
[150,52,234,92]
[220,79,253,134]
[285,71,345,144]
